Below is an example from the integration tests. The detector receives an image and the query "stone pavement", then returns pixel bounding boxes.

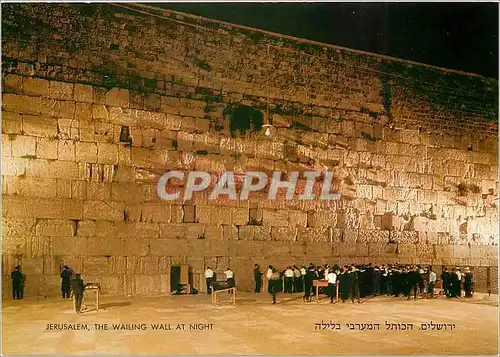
[2,292,498,355]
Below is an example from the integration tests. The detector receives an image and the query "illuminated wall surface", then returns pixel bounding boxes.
[1,3,498,297]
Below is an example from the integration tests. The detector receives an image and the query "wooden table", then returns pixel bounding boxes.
[211,286,236,306]
[313,280,339,303]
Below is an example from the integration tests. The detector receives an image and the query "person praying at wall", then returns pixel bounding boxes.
[428,267,437,298]
[300,265,307,292]
[60,265,73,299]
[266,265,274,294]
[224,268,235,288]
[373,266,381,296]
[293,265,301,293]
[339,266,350,303]
[349,265,361,304]
[71,273,85,314]
[441,267,451,297]
[303,266,315,302]
[464,267,473,297]
[254,264,263,293]
[284,266,294,293]
[327,268,337,303]
[204,266,214,295]
[269,268,281,304]
[11,266,24,300]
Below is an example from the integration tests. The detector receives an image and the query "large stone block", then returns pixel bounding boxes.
[49,81,73,101]
[262,209,288,226]
[159,223,186,239]
[35,219,76,236]
[3,94,41,115]
[271,227,297,241]
[22,115,58,137]
[307,210,337,228]
[83,200,124,221]
[297,227,329,242]
[11,135,36,157]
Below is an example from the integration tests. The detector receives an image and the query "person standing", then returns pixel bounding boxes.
[284,266,294,293]
[303,266,315,302]
[71,273,85,313]
[428,267,437,298]
[266,265,273,294]
[60,265,73,299]
[253,264,263,293]
[339,266,350,303]
[204,266,214,294]
[455,267,462,298]
[11,266,24,300]
[327,268,337,303]
[293,265,301,293]
[269,268,280,304]
[441,267,451,297]
[373,266,381,296]
[464,267,473,297]
[224,268,235,288]
[300,265,307,292]
[350,265,361,304]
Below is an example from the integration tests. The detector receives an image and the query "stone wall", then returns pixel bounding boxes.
[2,3,498,297]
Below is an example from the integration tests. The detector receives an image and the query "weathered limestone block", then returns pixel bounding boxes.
[3,94,41,115]
[133,222,159,239]
[179,98,206,118]
[357,229,389,244]
[288,210,307,227]
[2,235,26,255]
[4,74,23,93]
[307,210,337,228]
[271,227,297,241]
[341,229,358,243]
[50,236,85,256]
[111,183,150,203]
[232,207,249,225]
[392,231,419,244]
[237,226,254,240]
[23,115,58,138]
[297,227,329,242]
[4,176,57,198]
[262,209,288,226]
[204,225,223,239]
[2,217,36,237]
[253,226,272,241]
[49,81,73,101]
[160,96,180,115]
[74,83,93,103]
[57,140,75,161]
[184,223,205,240]
[140,202,171,223]
[223,225,238,240]
[210,206,232,225]
[83,200,124,221]
[230,241,263,257]
[306,242,333,257]
[35,219,75,236]
[11,135,36,157]
[136,110,168,130]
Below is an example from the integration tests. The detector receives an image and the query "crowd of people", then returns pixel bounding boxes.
[252,263,475,304]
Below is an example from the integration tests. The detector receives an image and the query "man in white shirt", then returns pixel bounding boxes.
[428,267,437,298]
[284,267,294,293]
[293,266,301,293]
[266,265,273,294]
[224,268,235,288]
[204,266,214,295]
[327,270,337,303]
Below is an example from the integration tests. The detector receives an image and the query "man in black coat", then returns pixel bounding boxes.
[464,267,473,297]
[407,266,419,300]
[71,274,85,313]
[60,265,73,299]
[441,267,451,297]
[303,267,315,302]
[350,265,361,304]
[254,264,263,293]
[373,266,382,296]
[11,266,24,300]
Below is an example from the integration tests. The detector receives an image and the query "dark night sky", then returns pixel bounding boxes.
[159,2,499,78]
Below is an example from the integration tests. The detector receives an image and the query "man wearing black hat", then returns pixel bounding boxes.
[11,266,24,300]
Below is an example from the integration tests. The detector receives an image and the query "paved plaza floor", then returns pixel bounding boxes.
[2,291,498,355]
